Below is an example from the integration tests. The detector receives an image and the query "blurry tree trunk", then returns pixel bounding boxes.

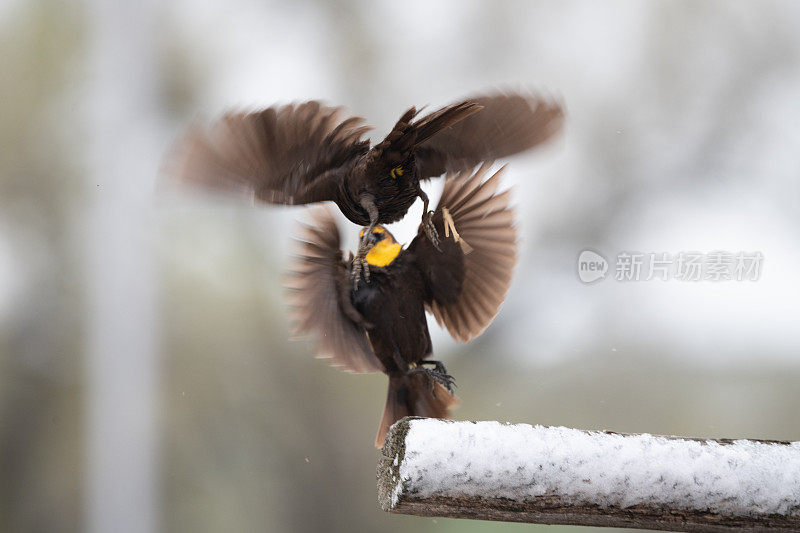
[85,1,161,532]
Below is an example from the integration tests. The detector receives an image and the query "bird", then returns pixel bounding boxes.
[285,164,517,447]
[167,90,560,282]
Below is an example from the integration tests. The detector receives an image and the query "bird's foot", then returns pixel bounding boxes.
[350,257,369,288]
[351,229,376,288]
[408,361,456,394]
[422,210,441,251]
[442,207,472,254]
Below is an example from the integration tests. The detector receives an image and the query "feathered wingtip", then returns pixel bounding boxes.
[162,101,372,206]
[283,206,383,374]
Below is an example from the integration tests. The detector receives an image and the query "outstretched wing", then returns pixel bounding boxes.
[415,91,564,179]
[167,101,372,205]
[285,207,383,373]
[407,164,517,342]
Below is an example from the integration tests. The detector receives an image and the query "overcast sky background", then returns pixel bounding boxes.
[1,1,799,532]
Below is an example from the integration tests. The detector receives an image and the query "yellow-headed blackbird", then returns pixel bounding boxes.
[168,91,558,278]
[285,164,517,447]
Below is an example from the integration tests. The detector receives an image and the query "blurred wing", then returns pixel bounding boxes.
[285,207,383,373]
[415,91,564,179]
[409,164,518,342]
[167,101,372,205]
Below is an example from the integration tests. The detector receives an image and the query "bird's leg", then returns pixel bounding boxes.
[351,228,375,285]
[391,347,407,373]
[442,207,472,254]
[407,360,457,394]
[417,185,441,251]
[351,195,379,287]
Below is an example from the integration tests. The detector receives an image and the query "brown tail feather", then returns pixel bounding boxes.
[374,373,459,448]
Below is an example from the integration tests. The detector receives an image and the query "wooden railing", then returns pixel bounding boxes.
[378,417,800,531]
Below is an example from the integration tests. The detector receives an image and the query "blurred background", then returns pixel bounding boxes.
[2,0,799,532]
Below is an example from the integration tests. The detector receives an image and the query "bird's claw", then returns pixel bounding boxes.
[422,210,441,252]
[350,256,370,288]
[351,229,376,288]
[409,361,457,394]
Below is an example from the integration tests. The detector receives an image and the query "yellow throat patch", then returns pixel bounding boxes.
[364,228,402,267]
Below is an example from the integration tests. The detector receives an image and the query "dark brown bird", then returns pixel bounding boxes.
[285,164,517,447]
[168,91,560,279]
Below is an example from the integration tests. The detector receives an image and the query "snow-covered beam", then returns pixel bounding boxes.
[378,417,800,531]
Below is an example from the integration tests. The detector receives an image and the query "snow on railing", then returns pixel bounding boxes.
[378,417,800,531]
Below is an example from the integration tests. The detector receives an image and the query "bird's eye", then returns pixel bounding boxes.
[389,166,404,179]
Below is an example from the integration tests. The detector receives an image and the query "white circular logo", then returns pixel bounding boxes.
[577,250,608,283]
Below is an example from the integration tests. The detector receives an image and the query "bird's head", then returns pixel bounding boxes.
[360,226,402,267]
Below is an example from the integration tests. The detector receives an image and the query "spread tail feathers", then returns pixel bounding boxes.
[375,372,459,448]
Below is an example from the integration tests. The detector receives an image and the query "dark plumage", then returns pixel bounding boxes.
[167,91,561,271]
[285,165,517,447]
